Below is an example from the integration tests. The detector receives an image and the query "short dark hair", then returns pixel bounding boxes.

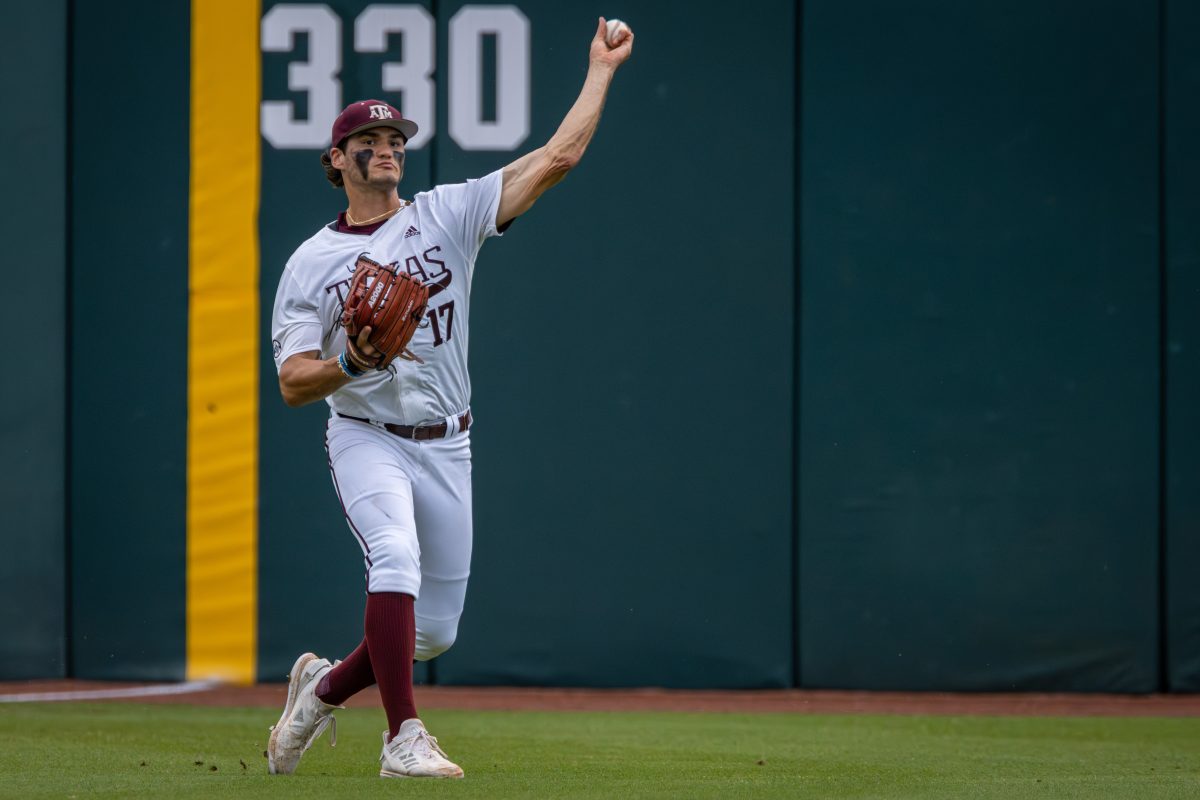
[319,149,344,188]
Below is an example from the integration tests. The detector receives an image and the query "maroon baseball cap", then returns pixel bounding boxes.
[330,99,419,150]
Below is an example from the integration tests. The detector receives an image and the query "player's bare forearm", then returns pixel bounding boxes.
[496,72,610,224]
[278,327,384,406]
[497,18,633,226]
[278,352,354,407]
[549,66,615,162]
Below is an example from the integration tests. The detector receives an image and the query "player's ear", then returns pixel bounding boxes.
[329,147,346,170]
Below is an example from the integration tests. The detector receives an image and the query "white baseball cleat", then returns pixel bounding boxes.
[267,652,338,775]
[379,719,465,779]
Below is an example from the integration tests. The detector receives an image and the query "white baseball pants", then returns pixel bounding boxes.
[324,415,473,661]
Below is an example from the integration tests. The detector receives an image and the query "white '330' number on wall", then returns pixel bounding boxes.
[261,4,531,151]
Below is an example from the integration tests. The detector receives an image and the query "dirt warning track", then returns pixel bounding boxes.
[2,680,1198,717]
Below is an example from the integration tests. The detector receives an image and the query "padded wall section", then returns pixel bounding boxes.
[1166,0,1200,691]
[70,0,190,680]
[0,0,68,680]
[435,0,796,688]
[799,0,1160,691]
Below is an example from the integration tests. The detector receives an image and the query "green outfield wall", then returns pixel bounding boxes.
[67,0,191,681]
[4,0,1197,692]
[430,0,796,688]
[798,0,1160,692]
[0,0,69,680]
[1166,0,1200,692]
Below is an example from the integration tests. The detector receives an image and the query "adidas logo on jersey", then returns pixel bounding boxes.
[404,226,421,239]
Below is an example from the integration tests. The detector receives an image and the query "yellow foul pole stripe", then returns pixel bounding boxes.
[187,0,261,683]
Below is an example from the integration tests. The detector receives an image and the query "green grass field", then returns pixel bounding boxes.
[0,703,1197,799]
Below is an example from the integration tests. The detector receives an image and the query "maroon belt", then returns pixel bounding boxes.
[336,410,472,440]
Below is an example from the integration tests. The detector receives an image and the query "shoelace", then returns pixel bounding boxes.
[422,730,450,760]
[386,728,449,761]
[306,714,337,750]
[310,664,340,750]
[409,729,450,760]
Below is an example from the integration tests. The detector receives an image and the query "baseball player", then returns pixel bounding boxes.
[266,18,633,779]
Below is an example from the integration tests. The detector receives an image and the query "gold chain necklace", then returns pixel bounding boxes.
[346,201,408,227]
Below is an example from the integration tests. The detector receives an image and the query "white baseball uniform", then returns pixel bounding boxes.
[271,169,503,661]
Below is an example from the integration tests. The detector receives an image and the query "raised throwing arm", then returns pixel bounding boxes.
[495,17,634,227]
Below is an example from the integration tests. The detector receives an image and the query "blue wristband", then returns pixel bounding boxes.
[338,351,365,378]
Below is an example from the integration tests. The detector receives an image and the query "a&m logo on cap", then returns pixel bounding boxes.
[369,104,394,120]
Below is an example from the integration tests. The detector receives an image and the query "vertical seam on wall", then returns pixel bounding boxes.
[792,0,804,690]
[187,0,261,684]
[427,0,440,689]
[1157,0,1170,693]
[63,0,75,679]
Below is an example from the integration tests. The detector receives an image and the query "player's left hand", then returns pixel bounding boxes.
[590,17,633,70]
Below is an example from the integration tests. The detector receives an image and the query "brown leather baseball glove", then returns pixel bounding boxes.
[341,254,430,370]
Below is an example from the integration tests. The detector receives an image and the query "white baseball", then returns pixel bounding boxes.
[605,18,630,47]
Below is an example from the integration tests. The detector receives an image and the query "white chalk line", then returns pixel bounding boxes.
[0,680,221,703]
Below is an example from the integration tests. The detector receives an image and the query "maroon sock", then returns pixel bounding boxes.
[315,638,375,706]
[364,591,419,739]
